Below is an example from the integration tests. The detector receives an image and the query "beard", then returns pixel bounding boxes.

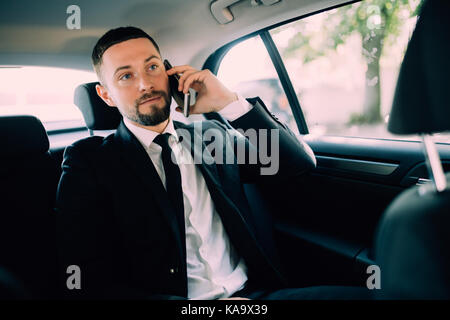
[125,90,172,126]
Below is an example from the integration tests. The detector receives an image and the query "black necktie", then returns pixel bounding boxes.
[153,133,185,239]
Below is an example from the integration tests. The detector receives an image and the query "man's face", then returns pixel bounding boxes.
[96,38,171,126]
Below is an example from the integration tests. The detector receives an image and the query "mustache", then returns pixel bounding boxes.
[135,91,167,106]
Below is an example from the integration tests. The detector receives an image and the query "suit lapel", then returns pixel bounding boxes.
[174,121,255,234]
[114,121,185,260]
[174,121,223,193]
[173,121,283,281]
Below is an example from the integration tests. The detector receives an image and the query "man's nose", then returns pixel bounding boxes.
[138,73,155,92]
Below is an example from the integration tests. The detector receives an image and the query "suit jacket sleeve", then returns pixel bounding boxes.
[55,139,186,300]
[227,97,316,183]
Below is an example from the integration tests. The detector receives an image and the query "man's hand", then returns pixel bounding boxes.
[166,65,237,114]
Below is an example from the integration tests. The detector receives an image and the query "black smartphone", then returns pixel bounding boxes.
[164,59,190,117]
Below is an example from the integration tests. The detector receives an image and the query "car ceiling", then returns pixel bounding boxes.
[0,0,349,71]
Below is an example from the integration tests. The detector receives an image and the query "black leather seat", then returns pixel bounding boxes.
[74,82,122,134]
[0,115,60,299]
[374,0,450,299]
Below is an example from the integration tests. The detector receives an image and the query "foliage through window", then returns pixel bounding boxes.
[218,0,450,144]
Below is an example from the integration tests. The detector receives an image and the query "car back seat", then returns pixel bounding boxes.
[0,115,60,299]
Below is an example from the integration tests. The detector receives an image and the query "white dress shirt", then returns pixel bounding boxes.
[123,95,253,299]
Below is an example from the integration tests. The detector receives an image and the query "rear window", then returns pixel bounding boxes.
[0,66,97,131]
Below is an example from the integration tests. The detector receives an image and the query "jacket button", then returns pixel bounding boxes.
[169,268,176,274]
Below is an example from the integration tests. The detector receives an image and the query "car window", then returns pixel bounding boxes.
[270,0,450,144]
[0,66,97,131]
[216,0,450,144]
[217,36,299,135]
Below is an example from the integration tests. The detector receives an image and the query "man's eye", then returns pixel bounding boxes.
[119,73,132,81]
[149,64,158,71]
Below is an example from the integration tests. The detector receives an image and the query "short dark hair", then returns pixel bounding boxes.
[91,26,160,81]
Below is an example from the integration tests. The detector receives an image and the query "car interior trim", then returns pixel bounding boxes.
[316,155,399,176]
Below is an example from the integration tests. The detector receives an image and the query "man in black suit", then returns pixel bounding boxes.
[56,26,367,300]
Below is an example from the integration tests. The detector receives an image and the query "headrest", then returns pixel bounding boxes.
[74,82,122,130]
[388,0,450,134]
[0,115,49,157]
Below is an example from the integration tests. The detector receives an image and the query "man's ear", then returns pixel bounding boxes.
[95,84,116,107]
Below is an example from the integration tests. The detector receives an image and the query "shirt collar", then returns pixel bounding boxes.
[123,116,179,150]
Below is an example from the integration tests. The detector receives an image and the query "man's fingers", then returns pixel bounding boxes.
[182,70,208,94]
[166,65,196,75]
[166,64,201,93]
[177,69,198,91]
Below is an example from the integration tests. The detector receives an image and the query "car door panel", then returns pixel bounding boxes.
[265,135,450,287]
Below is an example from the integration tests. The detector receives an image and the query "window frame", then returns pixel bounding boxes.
[202,0,366,135]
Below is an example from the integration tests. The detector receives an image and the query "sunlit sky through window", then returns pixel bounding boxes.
[0,66,97,123]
